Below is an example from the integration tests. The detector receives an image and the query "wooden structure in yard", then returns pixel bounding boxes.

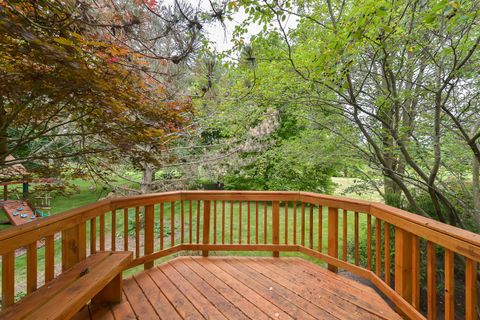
[0,178,55,226]
[0,200,36,226]
[0,191,479,319]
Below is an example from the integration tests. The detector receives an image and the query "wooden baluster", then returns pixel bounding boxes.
[123,208,128,251]
[327,207,338,272]
[90,217,97,254]
[3,184,7,201]
[412,235,420,310]
[189,200,193,243]
[293,202,297,245]
[202,200,211,257]
[444,249,454,320]
[375,218,381,276]
[197,201,201,244]
[367,214,372,270]
[160,203,164,250]
[100,214,105,251]
[144,204,154,270]
[318,205,323,252]
[285,201,288,245]
[384,222,391,285]
[45,234,55,283]
[61,222,86,271]
[111,209,116,251]
[272,201,280,257]
[1,251,14,308]
[222,200,226,244]
[255,201,259,244]
[394,227,413,305]
[354,212,359,265]
[230,201,234,244]
[214,200,217,244]
[301,202,305,246]
[181,200,185,244]
[27,242,37,294]
[343,209,347,261]
[264,201,268,244]
[309,204,314,249]
[427,241,436,320]
[465,258,478,320]
[247,201,251,244]
[239,201,242,244]
[172,202,176,246]
[135,207,140,258]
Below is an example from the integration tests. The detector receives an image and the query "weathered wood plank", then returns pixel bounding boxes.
[427,241,436,320]
[272,201,280,257]
[202,200,210,257]
[1,251,15,308]
[395,228,413,305]
[328,207,338,272]
[45,234,55,283]
[444,249,454,320]
[144,205,154,270]
[26,242,37,294]
[354,212,359,265]
[465,258,478,320]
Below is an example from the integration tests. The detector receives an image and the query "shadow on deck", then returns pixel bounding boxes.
[75,257,401,319]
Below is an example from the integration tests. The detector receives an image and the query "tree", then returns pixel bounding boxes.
[74,0,228,194]
[232,0,480,228]
[187,41,344,192]
[0,1,195,184]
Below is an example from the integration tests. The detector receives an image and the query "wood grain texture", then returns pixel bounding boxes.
[465,258,478,320]
[272,201,279,257]
[395,227,413,305]
[427,241,436,320]
[328,207,338,272]
[26,242,37,294]
[144,205,154,270]
[354,212,359,265]
[384,222,391,286]
[45,234,55,283]
[2,251,15,308]
[87,257,402,320]
[444,249,454,320]
[375,218,381,276]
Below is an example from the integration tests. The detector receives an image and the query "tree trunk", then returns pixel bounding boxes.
[0,101,8,166]
[140,164,156,194]
[471,123,480,227]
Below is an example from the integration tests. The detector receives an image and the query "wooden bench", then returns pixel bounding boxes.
[0,251,132,320]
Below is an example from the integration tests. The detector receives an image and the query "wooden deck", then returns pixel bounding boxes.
[76,256,401,320]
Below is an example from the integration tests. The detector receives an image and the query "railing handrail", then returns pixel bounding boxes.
[2,190,479,319]
[1,190,479,260]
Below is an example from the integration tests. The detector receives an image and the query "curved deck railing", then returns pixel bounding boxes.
[1,191,479,319]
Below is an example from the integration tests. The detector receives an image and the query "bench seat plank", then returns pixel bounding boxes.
[0,251,131,320]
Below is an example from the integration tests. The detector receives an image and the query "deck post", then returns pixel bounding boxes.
[202,200,211,257]
[3,184,7,200]
[272,201,280,257]
[61,222,86,271]
[395,227,413,305]
[1,251,15,308]
[328,207,338,272]
[92,273,123,304]
[144,205,155,269]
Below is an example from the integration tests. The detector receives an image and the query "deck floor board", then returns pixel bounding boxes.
[83,257,402,320]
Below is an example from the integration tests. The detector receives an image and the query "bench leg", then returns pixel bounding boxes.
[92,274,123,304]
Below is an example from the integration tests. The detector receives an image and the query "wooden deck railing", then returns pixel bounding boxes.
[1,191,479,319]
